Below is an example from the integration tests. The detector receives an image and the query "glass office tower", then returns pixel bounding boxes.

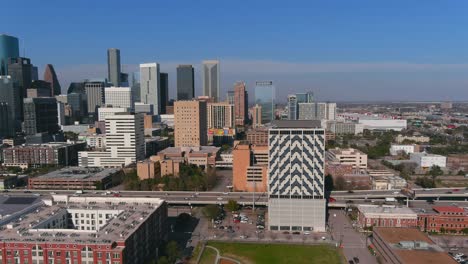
[254,81,275,124]
[0,34,19,75]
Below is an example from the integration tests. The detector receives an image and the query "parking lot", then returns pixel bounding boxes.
[197,206,331,244]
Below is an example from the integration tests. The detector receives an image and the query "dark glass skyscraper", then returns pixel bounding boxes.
[0,34,19,76]
[160,72,168,114]
[43,64,61,95]
[0,76,19,134]
[8,57,32,121]
[107,48,121,86]
[23,97,59,135]
[177,65,194,100]
[0,102,14,137]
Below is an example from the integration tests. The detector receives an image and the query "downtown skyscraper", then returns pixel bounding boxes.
[0,34,19,75]
[202,60,220,101]
[107,48,121,86]
[43,64,61,95]
[139,63,161,115]
[234,81,248,126]
[254,81,275,124]
[177,65,194,100]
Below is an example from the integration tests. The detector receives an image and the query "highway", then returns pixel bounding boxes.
[2,187,468,206]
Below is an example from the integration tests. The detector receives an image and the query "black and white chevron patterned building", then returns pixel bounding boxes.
[267,120,327,232]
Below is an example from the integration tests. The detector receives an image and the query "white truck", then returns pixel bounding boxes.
[75,190,83,195]
[385,197,396,202]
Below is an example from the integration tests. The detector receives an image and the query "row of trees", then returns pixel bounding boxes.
[123,164,217,191]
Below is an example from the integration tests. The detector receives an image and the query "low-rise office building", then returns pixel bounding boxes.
[2,142,86,167]
[410,152,446,169]
[390,144,418,156]
[327,148,368,170]
[28,167,122,190]
[0,195,168,264]
[371,175,407,190]
[357,205,418,229]
[157,146,220,169]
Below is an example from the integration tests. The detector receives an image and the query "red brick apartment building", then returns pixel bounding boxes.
[0,196,168,264]
[418,206,468,233]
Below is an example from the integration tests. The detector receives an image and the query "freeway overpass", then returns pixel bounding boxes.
[3,187,468,206]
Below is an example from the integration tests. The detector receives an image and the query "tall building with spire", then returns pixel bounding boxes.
[43,64,61,95]
[0,34,19,76]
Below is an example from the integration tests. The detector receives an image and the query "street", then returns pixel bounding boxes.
[328,209,377,264]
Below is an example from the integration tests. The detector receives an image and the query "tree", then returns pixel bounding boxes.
[166,241,180,263]
[325,174,334,192]
[225,200,240,212]
[202,205,221,220]
[157,256,170,264]
[415,177,435,188]
[461,228,468,235]
[334,176,346,190]
[176,213,191,226]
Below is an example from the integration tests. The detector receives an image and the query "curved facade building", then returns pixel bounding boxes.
[0,34,19,75]
[44,64,61,95]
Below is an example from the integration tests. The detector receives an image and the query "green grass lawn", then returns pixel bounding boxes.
[199,246,217,264]
[207,242,341,264]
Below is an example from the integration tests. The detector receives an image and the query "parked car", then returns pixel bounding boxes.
[353,257,360,263]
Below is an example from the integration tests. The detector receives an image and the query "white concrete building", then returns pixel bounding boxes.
[104,87,132,109]
[140,63,161,114]
[410,152,446,168]
[327,148,368,170]
[358,119,407,131]
[327,121,364,135]
[79,113,145,167]
[97,107,126,121]
[390,144,417,156]
[395,135,430,143]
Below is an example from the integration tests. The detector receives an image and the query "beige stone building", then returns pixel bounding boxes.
[174,100,207,147]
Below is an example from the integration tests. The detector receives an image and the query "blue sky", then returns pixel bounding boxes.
[4,0,468,101]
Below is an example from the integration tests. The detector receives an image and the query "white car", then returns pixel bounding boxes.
[304,231,311,235]
[217,197,223,201]
[223,192,229,195]
[393,191,399,194]
[239,235,248,239]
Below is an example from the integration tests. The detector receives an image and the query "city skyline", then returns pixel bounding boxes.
[4,1,468,101]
